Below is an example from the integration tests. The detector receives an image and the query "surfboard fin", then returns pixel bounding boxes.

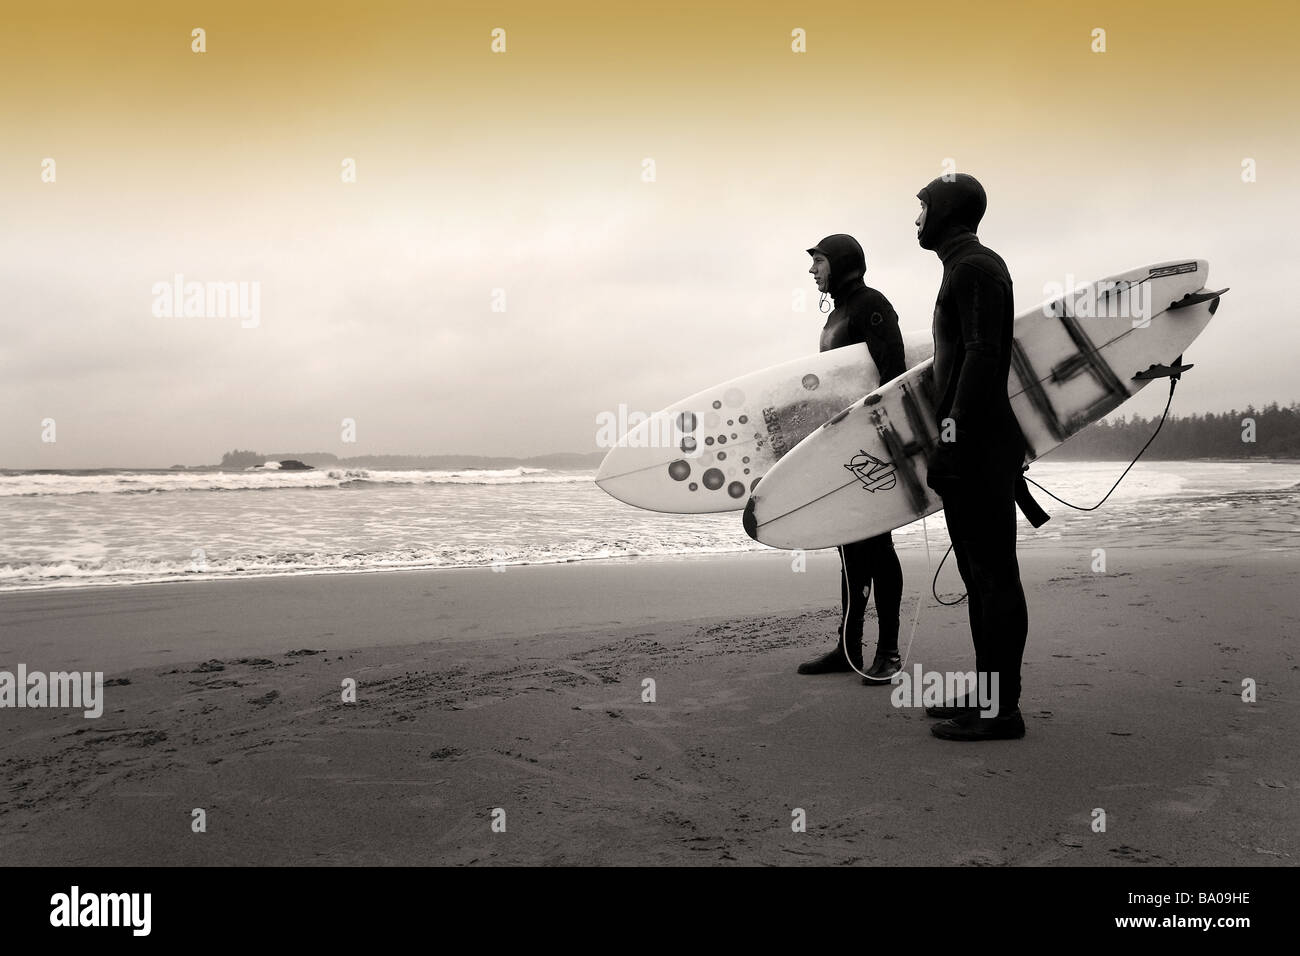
[1168,287,1228,311]
[742,497,759,540]
[1133,356,1194,382]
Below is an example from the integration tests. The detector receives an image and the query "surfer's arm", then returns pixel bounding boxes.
[858,293,907,383]
[948,262,1010,432]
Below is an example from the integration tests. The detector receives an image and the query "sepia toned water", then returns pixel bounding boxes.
[1,461,1297,591]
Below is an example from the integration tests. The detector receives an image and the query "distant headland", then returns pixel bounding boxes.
[163,449,608,472]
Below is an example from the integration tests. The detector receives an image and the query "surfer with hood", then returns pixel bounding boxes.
[797,234,908,683]
[915,173,1030,741]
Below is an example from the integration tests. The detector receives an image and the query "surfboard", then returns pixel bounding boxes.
[595,330,933,513]
[743,260,1225,549]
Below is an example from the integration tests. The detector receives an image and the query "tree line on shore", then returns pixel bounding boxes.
[1046,402,1300,460]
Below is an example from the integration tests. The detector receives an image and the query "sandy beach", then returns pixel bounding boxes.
[2,534,1296,867]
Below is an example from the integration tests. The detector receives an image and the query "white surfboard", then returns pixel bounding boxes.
[743,260,1225,548]
[596,330,933,513]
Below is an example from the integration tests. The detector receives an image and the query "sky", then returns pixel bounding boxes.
[2,0,1297,468]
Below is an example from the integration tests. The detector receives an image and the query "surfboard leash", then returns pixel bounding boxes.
[932,374,1183,605]
[903,516,931,664]
[840,376,1183,675]
[1022,375,1179,513]
[932,542,967,606]
[843,515,930,679]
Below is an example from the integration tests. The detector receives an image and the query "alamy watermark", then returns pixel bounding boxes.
[152,274,260,328]
[0,664,104,718]
[1042,275,1153,328]
[50,886,150,936]
[890,665,1000,718]
[595,404,692,450]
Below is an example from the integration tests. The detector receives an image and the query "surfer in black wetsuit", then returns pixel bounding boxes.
[915,173,1030,740]
[797,234,908,683]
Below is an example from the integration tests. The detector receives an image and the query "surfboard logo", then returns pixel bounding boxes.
[844,450,897,493]
[1147,262,1198,278]
[761,407,787,457]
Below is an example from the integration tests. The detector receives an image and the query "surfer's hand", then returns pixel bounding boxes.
[925,442,961,495]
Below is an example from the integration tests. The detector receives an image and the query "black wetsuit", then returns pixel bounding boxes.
[918,176,1029,714]
[810,234,906,660]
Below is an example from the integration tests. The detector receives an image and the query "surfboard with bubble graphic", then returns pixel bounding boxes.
[595,330,933,514]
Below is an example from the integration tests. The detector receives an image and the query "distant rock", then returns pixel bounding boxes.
[244,459,314,471]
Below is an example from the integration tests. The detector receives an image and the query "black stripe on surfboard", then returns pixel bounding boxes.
[1010,339,1065,456]
[1011,312,1132,456]
[1007,295,1194,402]
[874,402,929,515]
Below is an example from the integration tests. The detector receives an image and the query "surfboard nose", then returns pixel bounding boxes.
[742,497,759,540]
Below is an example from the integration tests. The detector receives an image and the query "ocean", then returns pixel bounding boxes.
[1,460,1297,591]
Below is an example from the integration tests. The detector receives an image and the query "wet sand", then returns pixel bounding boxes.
[1,541,1296,866]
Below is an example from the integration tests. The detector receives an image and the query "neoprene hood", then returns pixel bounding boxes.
[916,173,987,250]
[806,234,866,299]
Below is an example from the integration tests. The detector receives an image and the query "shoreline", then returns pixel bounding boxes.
[0,549,844,673]
[0,545,775,598]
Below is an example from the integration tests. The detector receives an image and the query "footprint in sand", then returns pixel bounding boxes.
[1109,844,1164,863]
[950,848,1004,866]
[1020,834,1085,865]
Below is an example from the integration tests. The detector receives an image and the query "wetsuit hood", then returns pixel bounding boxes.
[807,233,866,301]
[916,173,987,250]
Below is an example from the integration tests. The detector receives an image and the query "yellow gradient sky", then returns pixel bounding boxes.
[2,0,1296,466]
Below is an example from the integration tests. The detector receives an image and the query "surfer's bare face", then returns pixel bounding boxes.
[809,253,831,293]
[915,201,928,242]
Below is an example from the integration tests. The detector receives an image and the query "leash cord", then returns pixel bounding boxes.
[844,515,929,679]
[932,377,1179,605]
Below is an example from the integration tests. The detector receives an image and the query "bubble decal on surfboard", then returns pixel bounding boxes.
[688,482,698,491]
[802,374,820,390]
[677,411,697,433]
[712,400,722,409]
[723,387,744,407]
[680,436,697,453]
[668,460,690,481]
[739,415,748,424]
[727,481,746,498]
[751,478,761,491]
[704,411,720,429]
[705,436,714,446]
[702,468,725,490]
[717,435,727,444]
[717,452,727,461]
